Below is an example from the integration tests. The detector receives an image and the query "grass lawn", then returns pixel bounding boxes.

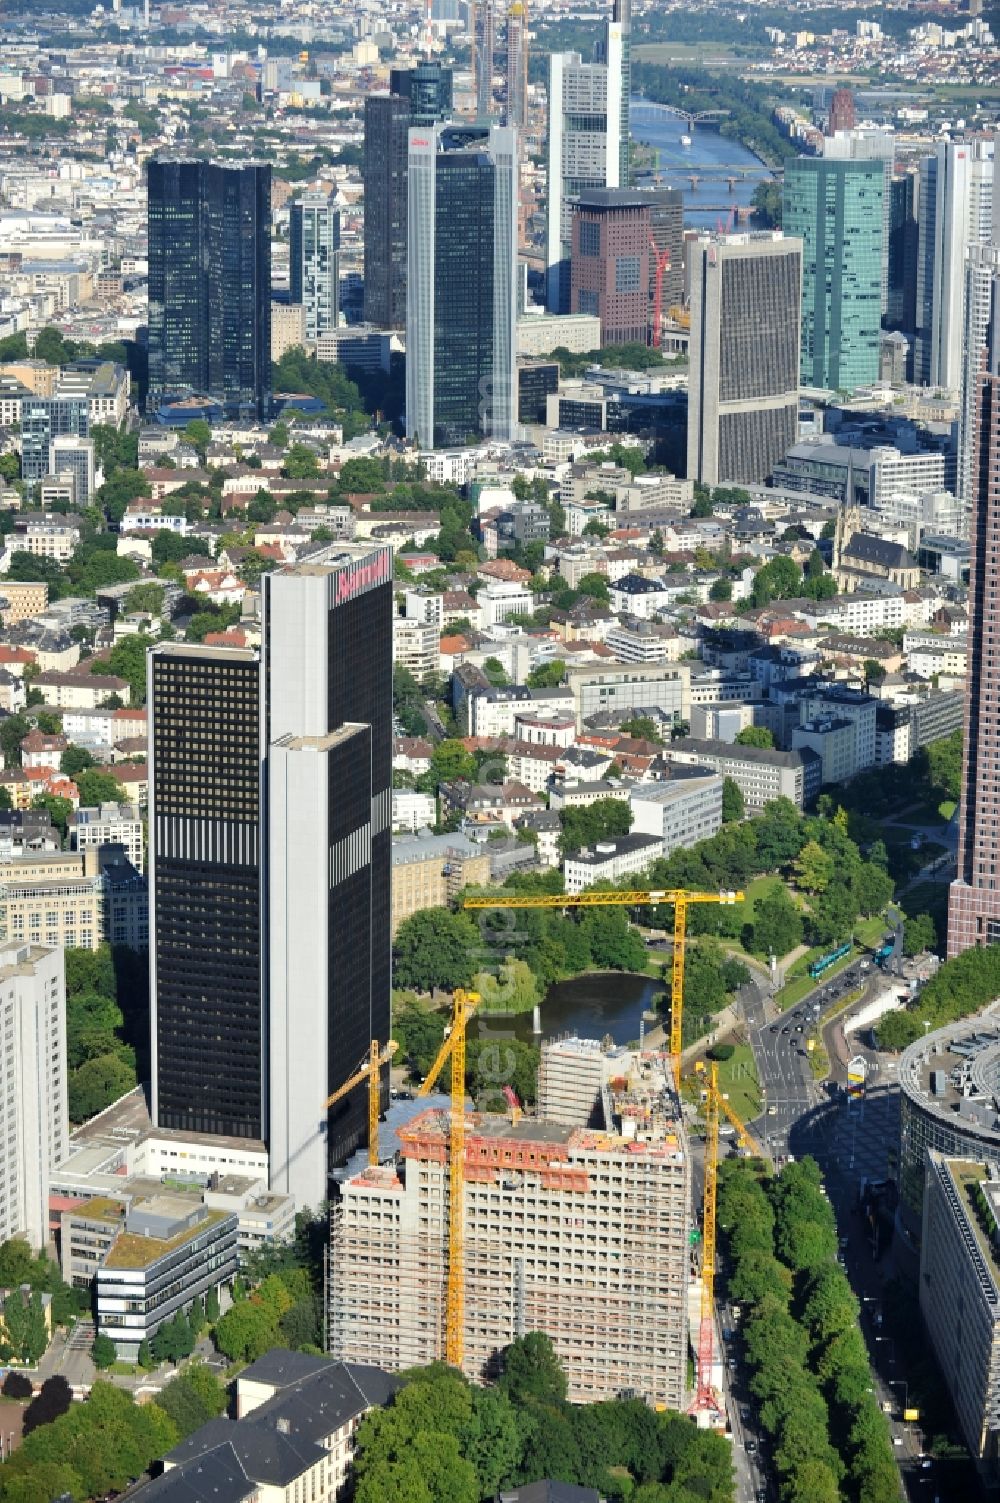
[745,874,781,909]
[715,1042,761,1124]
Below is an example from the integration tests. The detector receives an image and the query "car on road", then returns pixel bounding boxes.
[770,1024,779,1033]
[781,1026,789,1034]
[745,1440,757,1456]
[741,1407,750,1422]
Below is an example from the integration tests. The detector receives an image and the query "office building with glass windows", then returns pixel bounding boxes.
[147,157,272,420]
[915,138,995,390]
[687,231,802,486]
[148,549,393,1209]
[289,194,340,341]
[364,66,453,330]
[570,188,650,346]
[784,156,883,392]
[405,123,518,449]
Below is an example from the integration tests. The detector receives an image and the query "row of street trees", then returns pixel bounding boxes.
[718,1159,898,1503]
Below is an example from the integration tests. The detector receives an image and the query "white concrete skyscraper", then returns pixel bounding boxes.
[915,137,995,389]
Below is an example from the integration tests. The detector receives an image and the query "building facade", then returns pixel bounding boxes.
[686,231,802,486]
[916,138,995,391]
[147,157,272,420]
[330,1056,690,1408]
[950,282,1000,955]
[784,156,883,392]
[363,66,453,331]
[149,643,263,1140]
[406,124,518,448]
[289,194,340,341]
[570,189,650,347]
[20,394,88,490]
[0,941,67,1249]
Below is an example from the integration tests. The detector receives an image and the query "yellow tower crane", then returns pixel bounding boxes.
[464,888,744,1088]
[322,1039,398,1167]
[417,987,480,1368]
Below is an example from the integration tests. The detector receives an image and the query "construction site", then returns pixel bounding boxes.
[328,1038,691,1408]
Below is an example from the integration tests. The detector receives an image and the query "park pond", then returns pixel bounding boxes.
[473,970,663,1048]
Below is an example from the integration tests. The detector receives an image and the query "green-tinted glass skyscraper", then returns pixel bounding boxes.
[784,157,883,393]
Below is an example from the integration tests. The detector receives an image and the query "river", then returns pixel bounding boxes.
[475,970,664,1048]
[629,97,773,227]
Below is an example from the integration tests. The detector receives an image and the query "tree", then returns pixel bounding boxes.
[125,582,166,617]
[67,1050,136,1121]
[205,1286,221,1324]
[709,576,733,601]
[749,885,803,957]
[499,1333,568,1406]
[734,726,774,749]
[393,908,481,993]
[21,1376,73,1436]
[429,738,477,787]
[863,659,887,688]
[525,661,564,689]
[2,1371,33,1399]
[472,959,540,1015]
[103,633,153,706]
[30,794,72,840]
[283,443,320,480]
[721,777,744,823]
[137,1338,155,1371]
[91,1333,117,1370]
[482,657,509,687]
[74,769,127,807]
[619,716,663,744]
[793,839,835,895]
[750,554,802,607]
[59,745,94,778]
[558,797,632,857]
[903,910,936,957]
[183,419,211,460]
[851,861,893,917]
[577,571,610,602]
[0,713,31,768]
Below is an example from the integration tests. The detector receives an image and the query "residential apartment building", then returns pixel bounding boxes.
[330,1052,690,1408]
[0,942,67,1248]
[564,662,690,728]
[392,616,440,677]
[791,716,858,783]
[687,232,802,486]
[798,685,877,771]
[0,580,47,625]
[289,194,340,341]
[68,802,143,871]
[391,832,491,933]
[11,512,81,562]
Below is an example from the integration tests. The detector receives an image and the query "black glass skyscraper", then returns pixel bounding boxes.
[148,549,393,1207]
[149,644,263,1140]
[147,157,272,420]
[363,65,452,330]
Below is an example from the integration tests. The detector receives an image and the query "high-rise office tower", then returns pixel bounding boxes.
[149,548,393,1207]
[475,0,496,118]
[147,158,272,420]
[915,138,995,389]
[687,231,802,486]
[823,127,894,317]
[959,243,1000,506]
[784,156,883,392]
[826,87,856,136]
[289,193,340,341]
[363,66,453,330]
[504,2,527,129]
[888,170,918,339]
[0,941,67,1250]
[264,554,392,1199]
[949,267,1000,955]
[406,124,518,449]
[546,3,629,313]
[570,188,650,346]
[149,642,264,1142]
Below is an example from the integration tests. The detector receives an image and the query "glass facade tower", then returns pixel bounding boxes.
[289,193,340,341]
[147,157,272,420]
[406,124,518,449]
[784,156,883,393]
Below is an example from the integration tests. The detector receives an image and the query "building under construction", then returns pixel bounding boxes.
[328,1043,690,1407]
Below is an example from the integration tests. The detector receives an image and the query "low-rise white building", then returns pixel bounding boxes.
[564,832,664,894]
[68,802,144,871]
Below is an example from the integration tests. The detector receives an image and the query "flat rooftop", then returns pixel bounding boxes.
[104,1204,230,1271]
